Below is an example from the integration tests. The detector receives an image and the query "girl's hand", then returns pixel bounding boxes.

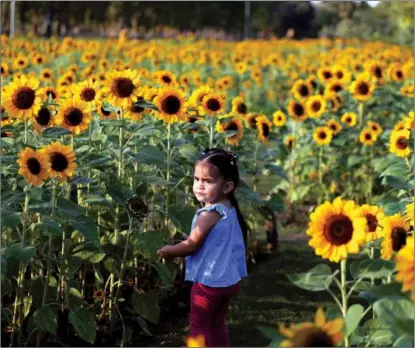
[157,245,171,259]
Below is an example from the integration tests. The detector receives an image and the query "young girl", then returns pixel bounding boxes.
[157,147,249,347]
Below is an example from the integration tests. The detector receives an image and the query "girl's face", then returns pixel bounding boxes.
[193,162,233,205]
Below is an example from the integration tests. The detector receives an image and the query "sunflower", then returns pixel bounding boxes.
[189,86,214,108]
[102,69,141,109]
[32,53,46,66]
[279,307,344,347]
[349,72,375,102]
[307,197,367,262]
[324,92,342,112]
[216,118,244,146]
[40,87,59,102]
[393,121,407,132]
[200,93,225,117]
[97,101,117,120]
[364,122,381,138]
[94,289,105,302]
[42,142,77,181]
[403,111,414,130]
[16,147,51,186]
[231,96,248,116]
[332,65,351,84]
[185,334,206,348]
[124,98,145,122]
[256,115,273,144]
[366,61,385,84]
[325,81,344,96]
[291,80,313,100]
[388,63,405,82]
[284,135,297,150]
[1,62,8,76]
[154,70,177,87]
[68,79,102,106]
[235,62,247,74]
[55,96,92,135]
[288,100,308,122]
[356,204,385,243]
[389,129,411,157]
[273,110,286,127]
[33,106,54,133]
[306,95,326,119]
[153,87,188,124]
[39,68,53,83]
[13,56,29,70]
[317,67,333,84]
[245,113,259,129]
[341,112,357,128]
[2,75,42,120]
[359,128,377,146]
[400,84,414,98]
[405,201,414,227]
[381,214,410,260]
[326,119,342,136]
[395,236,414,301]
[313,126,333,146]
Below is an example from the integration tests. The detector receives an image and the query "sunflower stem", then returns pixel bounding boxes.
[164,123,172,228]
[317,146,324,205]
[252,138,259,238]
[358,102,364,128]
[340,259,349,347]
[24,118,29,145]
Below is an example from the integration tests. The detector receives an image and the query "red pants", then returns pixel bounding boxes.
[189,282,240,347]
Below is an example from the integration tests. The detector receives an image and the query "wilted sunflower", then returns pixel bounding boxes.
[42,142,77,181]
[279,307,344,347]
[359,128,377,146]
[349,72,375,102]
[103,69,141,109]
[395,236,414,301]
[244,113,259,129]
[55,96,92,135]
[307,197,367,262]
[155,70,177,87]
[231,96,248,116]
[291,80,313,100]
[185,334,206,348]
[326,119,342,136]
[389,129,411,157]
[16,147,51,186]
[306,95,326,119]
[216,117,244,146]
[273,110,286,127]
[356,204,385,243]
[341,112,357,127]
[2,75,42,120]
[200,93,225,117]
[33,106,54,133]
[153,87,188,124]
[405,201,414,227]
[68,79,102,106]
[313,126,333,146]
[256,115,273,144]
[381,214,410,260]
[288,100,308,122]
[284,135,297,150]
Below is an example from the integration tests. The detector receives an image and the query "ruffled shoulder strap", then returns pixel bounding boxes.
[196,203,229,220]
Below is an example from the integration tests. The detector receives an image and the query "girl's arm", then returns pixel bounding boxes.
[157,211,220,258]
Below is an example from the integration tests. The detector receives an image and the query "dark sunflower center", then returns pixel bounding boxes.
[366,214,378,233]
[396,71,403,79]
[18,60,25,66]
[332,84,342,93]
[237,103,247,114]
[161,96,181,115]
[374,67,382,78]
[371,125,378,132]
[46,90,57,99]
[66,76,73,83]
[64,108,83,126]
[226,122,238,132]
[112,77,134,98]
[357,82,369,95]
[336,71,344,79]
[346,117,352,123]
[43,72,51,78]
[37,57,43,63]
[262,124,270,137]
[249,116,257,129]
[287,140,293,148]
[100,107,111,116]
[35,107,51,126]
[365,133,372,140]
[162,75,172,83]
[323,71,332,79]
[310,80,317,89]
[299,85,309,97]
[1,67,4,74]
[396,137,408,150]
[27,158,41,175]
[13,87,35,109]
[312,101,321,112]
[391,227,407,251]
[207,99,221,112]
[293,327,334,347]
[80,88,96,102]
[50,152,69,172]
[188,117,198,123]
[293,103,304,116]
[324,214,353,245]
[131,103,144,113]
[318,131,327,140]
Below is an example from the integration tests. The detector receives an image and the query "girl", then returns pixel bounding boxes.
[157,147,249,347]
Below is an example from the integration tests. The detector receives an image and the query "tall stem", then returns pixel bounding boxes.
[358,102,364,128]
[317,146,324,205]
[252,139,259,237]
[209,116,214,148]
[24,118,29,144]
[341,259,349,347]
[164,123,172,227]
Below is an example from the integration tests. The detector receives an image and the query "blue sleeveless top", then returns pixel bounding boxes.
[185,203,248,287]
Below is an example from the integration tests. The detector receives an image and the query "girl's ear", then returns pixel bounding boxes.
[223,181,235,194]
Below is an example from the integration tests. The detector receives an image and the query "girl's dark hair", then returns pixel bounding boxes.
[198,147,250,246]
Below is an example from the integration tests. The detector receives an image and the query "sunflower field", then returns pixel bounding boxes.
[1,31,414,347]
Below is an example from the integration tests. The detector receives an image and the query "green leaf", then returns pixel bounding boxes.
[103,257,120,278]
[1,256,7,278]
[168,205,195,233]
[69,175,93,185]
[380,162,411,178]
[36,218,61,236]
[25,186,43,201]
[42,127,72,137]
[381,175,412,191]
[131,290,161,324]
[107,182,134,204]
[0,154,18,164]
[347,155,364,167]
[359,282,403,302]
[71,242,105,263]
[68,287,84,311]
[68,307,97,344]
[134,100,159,111]
[72,215,99,243]
[264,164,288,180]
[4,243,36,263]
[23,295,32,318]
[136,316,152,336]
[345,304,365,337]
[363,318,394,346]
[84,154,111,167]
[57,197,86,218]
[33,305,59,334]
[350,259,395,279]
[393,335,414,347]
[265,194,285,213]
[133,146,166,167]
[1,208,21,229]
[135,230,166,262]
[83,194,112,207]
[286,264,335,291]
[152,262,173,289]
[257,325,279,340]
[178,144,199,162]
